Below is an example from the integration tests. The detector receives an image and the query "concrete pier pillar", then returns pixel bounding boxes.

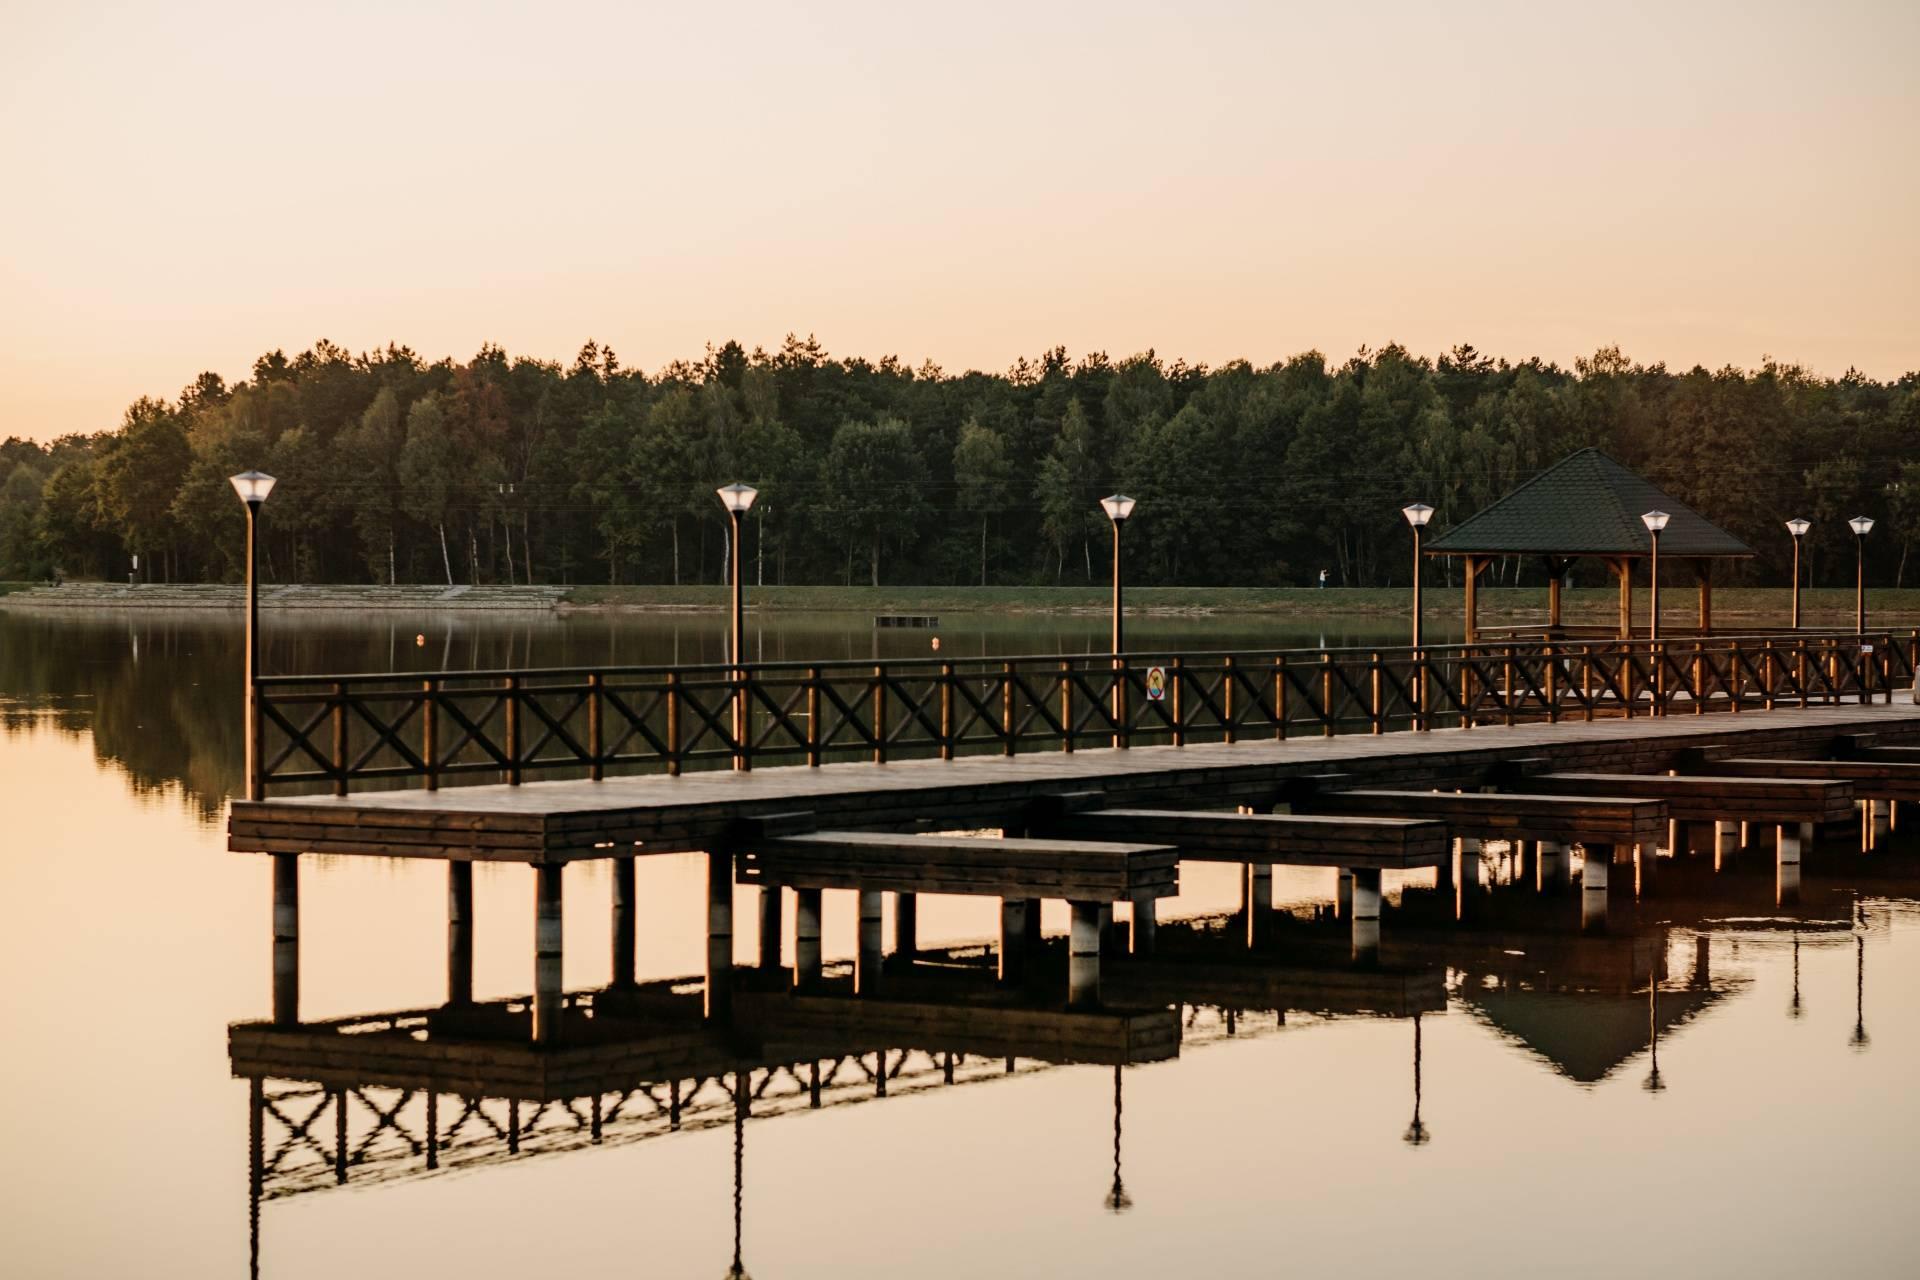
[1539,841,1569,892]
[706,851,734,1019]
[1249,863,1272,911]
[757,884,784,971]
[611,855,636,987]
[1350,868,1382,965]
[448,861,473,1006]
[1068,901,1103,1008]
[1131,893,1157,956]
[1714,820,1739,868]
[272,853,299,1026]
[1634,843,1657,895]
[1799,821,1816,850]
[793,887,823,986]
[1516,840,1537,887]
[1581,844,1610,933]
[892,892,918,962]
[533,863,563,1044]
[1871,799,1892,839]
[1776,825,1803,906]
[855,889,884,994]
[1000,898,1041,983]
[1335,867,1354,919]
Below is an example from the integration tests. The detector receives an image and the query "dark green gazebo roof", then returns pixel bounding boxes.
[1425,448,1756,559]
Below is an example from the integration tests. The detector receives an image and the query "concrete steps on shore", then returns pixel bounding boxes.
[1,583,570,610]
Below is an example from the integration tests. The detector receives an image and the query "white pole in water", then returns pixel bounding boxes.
[533,864,563,1044]
[1582,844,1611,931]
[1069,902,1103,1008]
[706,852,734,1018]
[793,888,822,987]
[856,890,884,994]
[1350,868,1382,964]
[1776,825,1803,906]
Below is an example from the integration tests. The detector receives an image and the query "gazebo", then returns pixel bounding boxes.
[1424,448,1756,642]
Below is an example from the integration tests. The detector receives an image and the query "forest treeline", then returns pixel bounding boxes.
[2,336,1917,591]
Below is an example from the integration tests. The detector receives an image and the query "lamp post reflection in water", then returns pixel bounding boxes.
[1104,1065,1132,1213]
[726,1070,752,1279]
[1850,912,1870,1052]
[1643,976,1666,1094]
[1403,1012,1431,1145]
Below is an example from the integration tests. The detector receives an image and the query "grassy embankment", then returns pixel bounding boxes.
[564,584,1920,625]
[0,582,38,597]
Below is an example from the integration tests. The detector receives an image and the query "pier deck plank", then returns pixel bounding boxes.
[227,701,1920,861]
[1312,789,1669,846]
[736,832,1178,901]
[1039,809,1450,869]
[1517,771,1856,823]
[1709,757,1920,802]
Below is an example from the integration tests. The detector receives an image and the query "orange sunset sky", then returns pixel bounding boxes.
[2,0,1916,443]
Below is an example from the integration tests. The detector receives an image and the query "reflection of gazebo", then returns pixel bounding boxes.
[1465,985,1729,1084]
[1425,449,1756,642]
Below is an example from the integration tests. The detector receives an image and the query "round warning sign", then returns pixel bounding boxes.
[1145,666,1168,701]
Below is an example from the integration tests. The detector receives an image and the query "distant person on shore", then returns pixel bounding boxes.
[1318,569,1328,589]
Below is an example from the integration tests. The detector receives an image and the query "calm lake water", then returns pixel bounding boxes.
[2,607,1916,1279]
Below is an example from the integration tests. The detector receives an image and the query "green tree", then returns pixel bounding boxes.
[400,395,458,584]
[824,418,929,586]
[952,419,1013,585]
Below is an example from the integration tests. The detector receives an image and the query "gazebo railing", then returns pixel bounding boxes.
[248,631,1920,797]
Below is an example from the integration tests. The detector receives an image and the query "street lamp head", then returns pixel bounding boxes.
[1402,502,1434,529]
[1100,494,1137,524]
[228,471,276,507]
[1786,517,1810,538]
[716,482,758,515]
[1641,510,1670,533]
[1850,515,1875,537]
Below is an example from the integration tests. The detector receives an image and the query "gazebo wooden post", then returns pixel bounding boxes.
[1545,556,1568,634]
[1696,562,1712,634]
[1463,554,1480,645]
[1613,557,1633,640]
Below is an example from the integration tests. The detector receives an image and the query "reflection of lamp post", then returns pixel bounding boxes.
[1402,504,1433,649]
[1789,933,1804,1019]
[229,471,277,801]
[1403,1012,1431,1144]
[1641,511,1670,642]
[1642,977,1666,1093]
[1785,518,1810,629]
[725,1070,752,1279]
[1104,1065,1132,1212]
[717,484,758,770]
[1849,515,1874,634]
[1850,913,1870,1051]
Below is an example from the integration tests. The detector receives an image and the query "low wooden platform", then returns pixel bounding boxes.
[227,701,1920,861]
[1709,757,1920,802]
[1039,809,1450,869]
[1103,956,1446,1017]
[736,831,1178,902]
[1312,789,1668,846]
[1515,772,1855,824]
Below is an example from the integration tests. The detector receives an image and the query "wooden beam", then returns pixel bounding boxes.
[1043,809,1450,869]
[1514,772,1854,824]
[1312,789,1667,846]
[736,831,1179,902]
[1707,757,1920,803]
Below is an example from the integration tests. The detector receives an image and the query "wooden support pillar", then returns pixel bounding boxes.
[1871,798,1892,839]
[706,851,733,1019]
[1350,867,1382,965]
[272,853,299,1026]
[533,863,563,1044]
[855,889,884,994]
[757,883,783,970]
[1546,557,1568,630]
[1581,844,1610,933]
[1697,562,1713,635]
[1000,898,1039,984]
[1614,558,1633,640]
[1131,893,1157,956]
[1463,555,1480,644]
[1538,840,1569,892]
[1334,867,1354,919]
[1714,820,1740,869]
[448,861,473,1006]
[793,887,822,987]
[1776,825,1803,906]
[1068,901,1102,1008]
[1244,863,1272,947]
[1515,839,1537,886]
[611,855,636,987]
[892,891,918,962]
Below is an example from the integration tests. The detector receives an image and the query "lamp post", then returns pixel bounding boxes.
[1849,515,1874,634]
[717,483,758,770]
[1099,495,1137,653]
[1402,504,1433,648]
[229,471,277,801]
[1100,495,1137,748]
[1641,511,1670,641]
[1785,518,1809,629]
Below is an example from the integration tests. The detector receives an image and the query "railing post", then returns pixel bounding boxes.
[1058,659,1074,754]
[330,680,347,797]
[1369,652,1383,734]
[872,664,888,764]
[422,677,439,791]
[1727,640,1741,714]
[1001,661,1016,757]
[1652,641,1665,718]
[1762,640,1776,711]
[1113,657,1129,750]
[1273,656,1287,740]
[1581,646,1594,723]
[1223,655,1238,744]
[806,666,821,767]
[1171,656,1186,747]
[1415,649,1429,732]
[588,672,604,780]
[504,674,521,784]
[1319,653,1333,739]
[940,662,955,760]
[665,671,682,777]
[1502,646,1516,727]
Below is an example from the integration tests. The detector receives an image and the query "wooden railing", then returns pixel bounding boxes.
[249,631,1920,797]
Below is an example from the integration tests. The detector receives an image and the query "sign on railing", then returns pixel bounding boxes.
[248,632,1919,797]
